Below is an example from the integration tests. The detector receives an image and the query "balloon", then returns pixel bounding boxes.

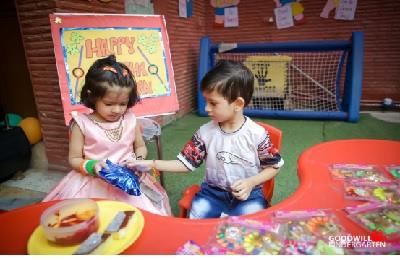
[19,117,42,145]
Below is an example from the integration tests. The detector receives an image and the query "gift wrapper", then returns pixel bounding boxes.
[99,160,141,196]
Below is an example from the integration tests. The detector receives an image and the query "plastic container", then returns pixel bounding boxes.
[40,199,99,245]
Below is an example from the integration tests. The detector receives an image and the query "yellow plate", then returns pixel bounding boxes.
[27,200,144,255]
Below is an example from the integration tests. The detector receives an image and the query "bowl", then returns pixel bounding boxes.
[40,199,99,245]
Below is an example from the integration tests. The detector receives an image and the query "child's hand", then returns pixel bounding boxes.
[94,160,107,175]
[125,160,154,172]
[231,179,255,201]
[123,160,156,182]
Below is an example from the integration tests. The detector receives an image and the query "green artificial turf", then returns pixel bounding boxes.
[146,112,400,216]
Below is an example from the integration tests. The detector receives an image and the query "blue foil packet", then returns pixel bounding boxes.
[99,160,141,196]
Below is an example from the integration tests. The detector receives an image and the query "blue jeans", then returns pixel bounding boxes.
[188,182,268,219]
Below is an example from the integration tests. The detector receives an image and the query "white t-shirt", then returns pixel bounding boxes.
[177,117,284,190]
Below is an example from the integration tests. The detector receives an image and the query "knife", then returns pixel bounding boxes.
[74,210,135,255]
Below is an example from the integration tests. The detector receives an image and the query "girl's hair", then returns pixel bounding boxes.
[80,55,139,109]
[200,60,254,106]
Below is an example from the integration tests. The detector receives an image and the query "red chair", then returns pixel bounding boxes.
[177,122,283,218]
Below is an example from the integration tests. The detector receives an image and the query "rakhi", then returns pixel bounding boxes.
[307,216,339,236]
[215,224,246,251]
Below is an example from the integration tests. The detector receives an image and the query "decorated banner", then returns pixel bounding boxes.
[49,14,179,125]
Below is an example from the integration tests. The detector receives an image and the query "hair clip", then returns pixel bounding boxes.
[122,69,128,77]
[103,66,117,74]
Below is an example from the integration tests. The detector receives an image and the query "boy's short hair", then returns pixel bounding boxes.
[200,60,254,106]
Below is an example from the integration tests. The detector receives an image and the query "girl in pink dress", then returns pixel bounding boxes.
[43,55,171,216]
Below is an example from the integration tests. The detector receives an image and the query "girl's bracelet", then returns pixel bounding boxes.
[80,159,98,176]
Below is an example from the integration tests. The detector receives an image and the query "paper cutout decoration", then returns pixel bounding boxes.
[224,6,239,27]
[125,0,154,14]
[320,0,340,18]
[274,0,305,23]
[274,4,294,29]
[320,0,357,20]
[243,56,292,98]
[179,0,193,18]
[49,14,179,125]
[210,0,240,27]
[335,0,357,20]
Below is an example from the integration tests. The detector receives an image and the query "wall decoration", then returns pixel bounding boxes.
[274,4,294,29]
[125,0,154,15]
[320,0,357,20]
[335,0,357,20]
[321,0,340,18]
[210,0,240,27]
[224,6,239,27]
[274,0,304,23]
[243,56,292,99]
[49,14,179,125]
[179,0,193,18]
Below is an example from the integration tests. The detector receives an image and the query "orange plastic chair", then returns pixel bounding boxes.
[177,122,282,218]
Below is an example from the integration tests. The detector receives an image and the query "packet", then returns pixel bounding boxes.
[346,204,400,241]
[274,209,349,255]
[203,217,284,255]
[385,164,400,179]
[328,164,389,182]
[344,181,400,205]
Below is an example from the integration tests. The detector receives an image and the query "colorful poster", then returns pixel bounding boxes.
[50,14,179,125]
[224,6,239,27]
[274,4,294,29]
[335,0,357,20]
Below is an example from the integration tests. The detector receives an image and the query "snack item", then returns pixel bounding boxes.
[99,160,141,196]
[40,199,99,245]
[74,210,136,255]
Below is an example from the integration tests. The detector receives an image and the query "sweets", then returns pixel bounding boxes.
[40,199,99,245]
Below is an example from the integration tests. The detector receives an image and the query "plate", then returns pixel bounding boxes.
[27,200,144,255]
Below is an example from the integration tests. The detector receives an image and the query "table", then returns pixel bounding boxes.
[1,139,399,254]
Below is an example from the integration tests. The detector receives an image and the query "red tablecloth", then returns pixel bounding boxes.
[1,139,399,254]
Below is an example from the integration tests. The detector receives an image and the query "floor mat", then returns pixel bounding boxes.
[2,169,65,193]
[0,197,44,211]
[367,112,400,123]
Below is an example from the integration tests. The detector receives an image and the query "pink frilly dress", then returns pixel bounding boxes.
[43,110,172,216]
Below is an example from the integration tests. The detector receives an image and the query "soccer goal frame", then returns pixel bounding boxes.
[197,32,364,122]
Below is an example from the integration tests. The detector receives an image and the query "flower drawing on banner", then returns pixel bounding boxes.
[138,33,159,54]
[66,32,84,56]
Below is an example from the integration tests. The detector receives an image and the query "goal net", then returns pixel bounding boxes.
[197,32,364,122]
